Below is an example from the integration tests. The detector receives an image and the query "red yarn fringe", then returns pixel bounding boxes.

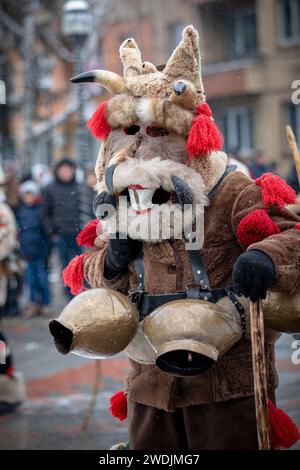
[237,209,280,246]
[77,219,100,248]
[186,102,223,159]
[269,400,300,449]
[255,173,296,209]
[62,253,88,295]
[109,390,127,421]
[87,100,111,140]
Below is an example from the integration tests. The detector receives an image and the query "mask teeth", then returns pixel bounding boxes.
[128,187,156,212]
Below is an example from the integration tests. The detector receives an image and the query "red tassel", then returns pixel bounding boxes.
[6,367,15,377]
[256,173,296,209]
[87,100,111,140]
[109,390,127,421]
[186,102,223,159]
[237,209,280,246]
[77,219,100,248]
[62,253,88,295]
[268,400,300,449]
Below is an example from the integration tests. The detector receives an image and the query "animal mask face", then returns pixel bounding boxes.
[72,25,224,242]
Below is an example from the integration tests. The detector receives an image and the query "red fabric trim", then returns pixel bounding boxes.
[77,219,100,248]
[186,103,223,159]
[109,390,127,421]
[87,100,111,140]
[62,253,89,295]
[237,209,280,246]
[255,173,296,209]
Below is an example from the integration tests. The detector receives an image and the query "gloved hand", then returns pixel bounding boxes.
[104,236,142,279]
[232,250,276,301]
[93,191,116,220]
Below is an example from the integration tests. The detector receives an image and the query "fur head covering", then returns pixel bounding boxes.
[71,25,223,184]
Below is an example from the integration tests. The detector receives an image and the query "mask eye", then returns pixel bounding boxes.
[146,126,169,137]
[124,125,140,135]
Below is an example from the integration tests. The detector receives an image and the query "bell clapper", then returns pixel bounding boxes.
[188,352,193,362]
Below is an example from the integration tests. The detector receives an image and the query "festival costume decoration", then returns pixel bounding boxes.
[49,25,300,450]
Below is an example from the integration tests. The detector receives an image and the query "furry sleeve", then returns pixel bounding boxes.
[231,179,300,294]
[83,238,129,292]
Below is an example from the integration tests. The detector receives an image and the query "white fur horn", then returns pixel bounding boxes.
[119,37,143,77]
[70,70,125,94]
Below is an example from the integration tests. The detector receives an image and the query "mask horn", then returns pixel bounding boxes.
[70,70,125,94]
[119,37,143,77]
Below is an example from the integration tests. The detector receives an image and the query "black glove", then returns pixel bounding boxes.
[232,250,276,301]
[104,236,142,279]
[93,191,116,220]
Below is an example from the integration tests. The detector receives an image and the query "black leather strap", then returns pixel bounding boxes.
[186,248,210,290]
[207,164,237,200]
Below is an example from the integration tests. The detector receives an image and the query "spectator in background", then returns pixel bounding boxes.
[16,181,51,318]
[249,150,276,179]
[31,163,53,189]
[287,166,300,194]
[0,165,25,413]
[42,158,93,299]
[228,149,251,177]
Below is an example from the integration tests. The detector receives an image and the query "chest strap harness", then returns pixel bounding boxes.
[128,165,246,335]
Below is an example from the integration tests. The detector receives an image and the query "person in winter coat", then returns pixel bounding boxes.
[16,181,51,317]
[0,166,25,413]
[42,158,94,298]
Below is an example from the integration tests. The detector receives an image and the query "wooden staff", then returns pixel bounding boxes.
[286,125,300,186]
[249,300,270,450]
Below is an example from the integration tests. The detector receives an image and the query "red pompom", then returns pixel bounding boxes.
[237,209,280,246]
[295,223,300,230]
[62,253,88,295]
[269,400,300,449]
[77,219,100,248]
[87,100,111,140]
[6,367,15,377]
[186,103,223,159]
[255,173,296,209]
[109,390,127,421]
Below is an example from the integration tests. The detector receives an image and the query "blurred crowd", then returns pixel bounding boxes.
[1,157,95,321]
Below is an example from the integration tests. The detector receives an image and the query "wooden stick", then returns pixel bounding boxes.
[249,300,270,450]
[286,125,300,186]
[81,360,101,432]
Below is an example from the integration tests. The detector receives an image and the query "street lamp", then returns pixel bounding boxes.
[63,0,92,169]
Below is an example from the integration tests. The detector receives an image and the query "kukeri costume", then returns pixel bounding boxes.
[49,26,300,450]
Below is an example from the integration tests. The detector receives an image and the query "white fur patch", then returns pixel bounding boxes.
[112,157,207,206]
[136,98,155,124]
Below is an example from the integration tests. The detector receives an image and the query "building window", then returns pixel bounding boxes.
[278,0,300,42]
[226,8,257,60]
[219,107,253,152]
[168,22,184,55]
[286,103,300,144]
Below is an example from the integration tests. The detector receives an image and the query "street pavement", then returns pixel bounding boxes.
[0,260,299,450]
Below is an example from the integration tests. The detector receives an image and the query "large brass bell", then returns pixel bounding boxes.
[143,298,242,377]
[263,291,300,333]
[49,288,139,358]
